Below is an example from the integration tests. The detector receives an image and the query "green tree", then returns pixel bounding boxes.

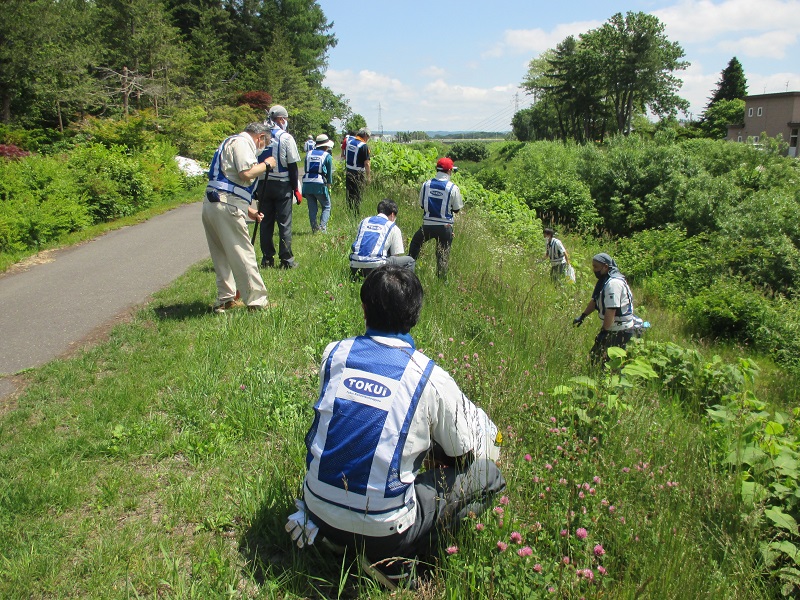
[343,113,367,135]
[706,57,747,108]
[702,98,745,139]
[584,12,689,135]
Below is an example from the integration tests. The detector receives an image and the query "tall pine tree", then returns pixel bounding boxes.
[706,57,747,108]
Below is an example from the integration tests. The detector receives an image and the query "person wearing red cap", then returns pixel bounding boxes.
[408,157,464,279]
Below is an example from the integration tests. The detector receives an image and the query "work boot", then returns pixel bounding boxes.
[280,259,298,269]
[260,256,274,268]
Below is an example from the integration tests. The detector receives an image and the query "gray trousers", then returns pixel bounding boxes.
[308,458,505,565]
[259,180,294,263]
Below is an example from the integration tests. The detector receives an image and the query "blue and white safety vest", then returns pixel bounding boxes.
[350,215,395,268]
[267,127,291,181]
[546,238,566,265]
[302,149,328,186]
[303,335,434,517]
[304,139,315,152]
[420,177,457,225]
[206,134,258,203]
[594,275,634,329]
[345,137,367,171]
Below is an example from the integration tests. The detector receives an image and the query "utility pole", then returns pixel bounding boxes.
[378,102,384,139]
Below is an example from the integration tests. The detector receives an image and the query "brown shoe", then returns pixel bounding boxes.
[247,301,277,312]
[213,299,245,314]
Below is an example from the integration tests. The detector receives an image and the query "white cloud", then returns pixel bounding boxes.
[420,65,446,78]
[718,30,797,59]
[484,20,603,58]
[655,0,800,43]
[746,71,800,95]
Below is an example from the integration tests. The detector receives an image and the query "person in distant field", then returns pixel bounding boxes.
[573,253,636,365]
[202,122,276,313]
[258,104,302,269]
[344,127,371,213]
[543,228,570,281]
[341,130,355,160]
[286,266,505,589]
[303,134,335,233]
[408,157,464,279]
[304,135,315,153]
[350,199,415,278]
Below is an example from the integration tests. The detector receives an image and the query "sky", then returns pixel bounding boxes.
[315,0,800,132]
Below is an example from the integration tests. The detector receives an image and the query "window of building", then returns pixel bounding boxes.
[753,136,760,143]
[757,107,763,116]
[791,128,798,148]
[738,135,743,142]
[748,108,753,117]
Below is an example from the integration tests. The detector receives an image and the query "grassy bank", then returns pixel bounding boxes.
[0,178,783,598]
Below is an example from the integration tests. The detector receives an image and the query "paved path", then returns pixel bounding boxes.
[0,202,209,398]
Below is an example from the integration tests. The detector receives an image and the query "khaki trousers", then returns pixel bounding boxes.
[201,196,268,308]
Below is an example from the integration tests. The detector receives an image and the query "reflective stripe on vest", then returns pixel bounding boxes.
[598,275,634,324]
[346,137,366,171]
[350,216,395,267]
[421,178,456,225]
[267,128,290,181]
[302,149,327,185]
[547,238,566,265]
[206,135,257,203]
[304,336,434,514]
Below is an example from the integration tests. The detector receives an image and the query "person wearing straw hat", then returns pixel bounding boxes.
[302,134,335,233]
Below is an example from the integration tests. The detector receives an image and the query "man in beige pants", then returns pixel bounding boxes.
[203,122,277,313]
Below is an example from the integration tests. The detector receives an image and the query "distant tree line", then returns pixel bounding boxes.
[1,0,349,134]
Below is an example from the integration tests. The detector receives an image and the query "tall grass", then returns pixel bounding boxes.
[0,175,777,598]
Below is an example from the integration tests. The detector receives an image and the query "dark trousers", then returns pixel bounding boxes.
[259,180,294,264]
[590,329,634,365]
[409,224,453,279]
[309,458,505,566]
[345,169,365,213]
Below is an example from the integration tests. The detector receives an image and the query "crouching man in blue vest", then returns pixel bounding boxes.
[573,253,636,365]
[349,199,415,279]
[287,266,506,589]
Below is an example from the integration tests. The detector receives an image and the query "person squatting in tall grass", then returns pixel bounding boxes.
[544,227,571,281]
[573,253,636,364]
[202,122,276,313]
[287,266,505,589]
[302,134,335,233]
[408,157,464,280]
[349,199,415,279]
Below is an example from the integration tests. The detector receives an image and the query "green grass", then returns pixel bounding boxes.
[0,177,785,598]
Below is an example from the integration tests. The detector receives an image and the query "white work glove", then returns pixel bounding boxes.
[285,498,319,548]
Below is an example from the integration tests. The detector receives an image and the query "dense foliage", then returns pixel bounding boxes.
[0,0,346,141]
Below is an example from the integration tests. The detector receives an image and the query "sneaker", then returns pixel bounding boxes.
[280,260,299,269]
[260,256,274,268]
[359,556,416,591]
[212,299,245,314]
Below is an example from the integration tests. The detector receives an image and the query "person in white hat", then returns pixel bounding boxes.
[304,135,315,153]
[302,134,335,233]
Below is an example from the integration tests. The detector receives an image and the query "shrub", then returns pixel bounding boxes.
[236,90,272,111]
[0,155,90,252]
[0,144,30,160]
[67,144,155,223]
[505,142,600,232]
[447,141,489,162]
[77,113,158,152]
